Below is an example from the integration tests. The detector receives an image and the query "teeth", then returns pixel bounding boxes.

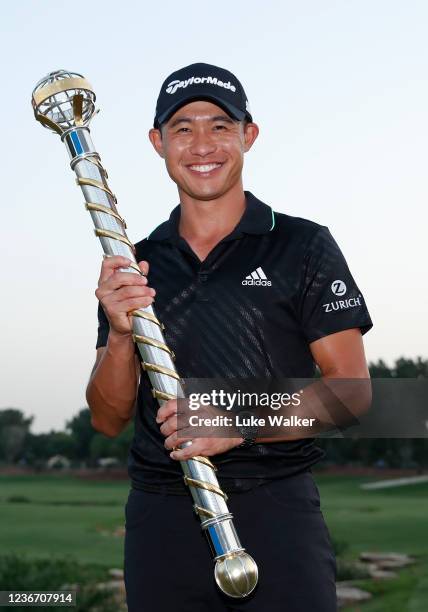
[189,163,221,173]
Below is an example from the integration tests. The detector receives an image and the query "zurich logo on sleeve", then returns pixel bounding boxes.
[323,279,362,313]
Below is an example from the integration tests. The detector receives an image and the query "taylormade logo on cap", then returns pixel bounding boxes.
[154,63,253,128]
[166,76,237,95]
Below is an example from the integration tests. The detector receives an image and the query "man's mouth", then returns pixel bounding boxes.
[187,163,223,174]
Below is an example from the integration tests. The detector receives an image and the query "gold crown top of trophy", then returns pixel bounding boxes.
[31,69,258,599]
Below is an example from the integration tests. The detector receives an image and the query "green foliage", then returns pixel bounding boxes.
[0,555,118,612]
[0,409,33,463]
[369,356,428,378]
[331,537,349,557]
[90,424,134,462]
[336,558,370,581]
[395,357,428,378]
[6,495,30,503]
[66,408,96,461]
[345,564,428,612]
[368,358,394,378]
[0,474,128,567]
[318,437,428,469]
[0,409,33,429]
[26,431,76,463]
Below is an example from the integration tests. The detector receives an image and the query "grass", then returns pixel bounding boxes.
[316,474,428,556]
[315,474,428,611]
[0,474,128,567]
[0,472,427,609]
[0,556,118,612]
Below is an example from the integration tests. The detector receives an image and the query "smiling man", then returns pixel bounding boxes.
[87,63,373,611]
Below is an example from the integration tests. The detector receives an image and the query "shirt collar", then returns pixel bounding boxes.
[147,191,275,242]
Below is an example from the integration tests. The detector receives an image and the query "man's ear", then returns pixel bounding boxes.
[243,122,259,153]
[149,128,165,158]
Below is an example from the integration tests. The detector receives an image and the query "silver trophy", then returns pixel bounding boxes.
[31,70,258,598]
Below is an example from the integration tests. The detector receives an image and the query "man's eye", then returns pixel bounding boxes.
[177,127,190,133]
[213,124,227,131]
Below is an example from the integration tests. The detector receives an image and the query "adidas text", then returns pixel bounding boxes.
[242,278,272,286]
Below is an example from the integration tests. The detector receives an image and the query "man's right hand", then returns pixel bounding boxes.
[95,255,156,336]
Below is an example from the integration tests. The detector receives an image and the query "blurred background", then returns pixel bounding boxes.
[0,1,427,609]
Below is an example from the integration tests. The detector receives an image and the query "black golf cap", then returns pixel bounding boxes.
[153,62,253,128]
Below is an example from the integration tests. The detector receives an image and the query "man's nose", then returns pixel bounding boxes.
[189,129,216,156]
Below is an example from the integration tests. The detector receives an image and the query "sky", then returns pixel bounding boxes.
[0,1,427,433]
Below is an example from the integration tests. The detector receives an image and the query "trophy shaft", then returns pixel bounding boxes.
[32,72,259,598]
[63,126,247,554]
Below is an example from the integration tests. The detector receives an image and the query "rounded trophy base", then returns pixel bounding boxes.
[214,551,258,598]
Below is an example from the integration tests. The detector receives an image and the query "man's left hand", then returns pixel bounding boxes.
[156,399,243,461]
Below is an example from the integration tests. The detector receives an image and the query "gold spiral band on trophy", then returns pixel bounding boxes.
[184,476,228,500]
[94,228,135,250]
[192,455,217,470]
[82,153,108,177]
[76,176,116,200]
[194,505,217,518]
[141,362,180,380]
[133,334,175,358]
[152,389,177,401]
[131,309,164,329]
[85,202,125,226]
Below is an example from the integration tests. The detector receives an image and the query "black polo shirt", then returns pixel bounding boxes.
[96,191,373,494]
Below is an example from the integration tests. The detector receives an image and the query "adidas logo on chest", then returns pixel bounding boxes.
[242,267,272,286]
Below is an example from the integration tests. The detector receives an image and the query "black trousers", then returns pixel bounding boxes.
[124,471,337,612]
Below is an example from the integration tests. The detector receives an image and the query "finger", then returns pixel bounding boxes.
[159,415,177,438]
[97,273,148,298]
[164,432,193,453]
[110,271,148,287]
[97,284,153,308]
[159,412,189,438]
[111,285,155,302]
[117,294,157,313]
[98,256,133,284]
[156,400,178,424]
[170,440,202,460]
[138,260,149,276]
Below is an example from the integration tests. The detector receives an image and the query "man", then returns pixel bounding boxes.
[87,63,373,611]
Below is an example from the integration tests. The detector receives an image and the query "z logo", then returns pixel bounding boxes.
[331,280,347,296]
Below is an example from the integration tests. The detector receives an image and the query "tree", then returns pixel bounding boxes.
[369,357,428,378]
[0,408,33,463]
[395,357,428,378]
[368,359,393,378]
[66,408,96,461]
[90,423,134,463]
[26,431,76,463]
